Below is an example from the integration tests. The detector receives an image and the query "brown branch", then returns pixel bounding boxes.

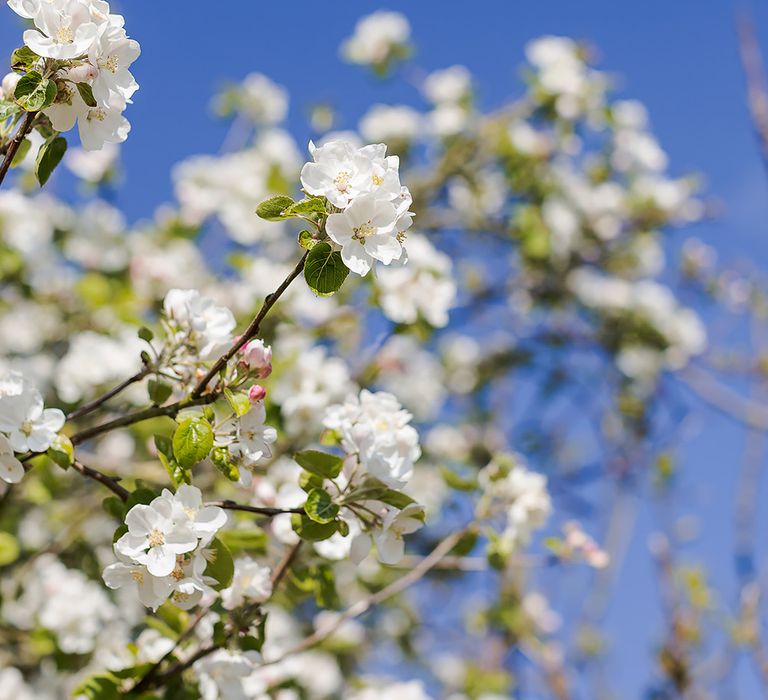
[0,111,36,190]
[208,500,305,518]
[191,252,308,398]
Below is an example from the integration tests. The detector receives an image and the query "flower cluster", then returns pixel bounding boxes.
[478,455,552,555]
[324,389,421,488]
[300,140,414,276]
[340,10,411,72]
[7,0,140,150]
[216,398,277,479]
[104,485,227,610]
[0,371,64,483]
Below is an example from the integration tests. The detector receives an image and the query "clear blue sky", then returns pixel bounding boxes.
[3,1,768,696]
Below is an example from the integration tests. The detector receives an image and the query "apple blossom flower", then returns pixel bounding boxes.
[340,11,411,69]
[163,288,236,360]
[300,140,375,209]
[323,389,420,488]
[219,401,277,467]
[115,497,199,577]
[22,0,100,60]
[0,371,65,453]
[220,557,272,610]
[325,193,402,276]
[0,434,24,484]
[241,338,272,378]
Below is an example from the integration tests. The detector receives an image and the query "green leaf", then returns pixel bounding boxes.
[255,195,294,221]
[287,196,326,215]
[34,136,67,187]
[304,242,349,295]
[240,614,268,652]
[304,488,339,524]
[76,81,97,107]
[291,513,338,541]
[137,326,154,342]
[10,47,39,71]
[204,537,234,590]
[172,417,213,469]
[224,388,251,417]
[125,487,157,511]
[72,674,120,700]
[0,100,20,122]
[102,496,125,521]
[148,379,172,405]
[156,434,190,486]
[298,470,324,493]
[14,70,54,111]
[298,229,318,250]
[9,137,29,167]
[46,434,74,470]
[375,488,416,511]
[293,450,343,479]
[313,563,339,607]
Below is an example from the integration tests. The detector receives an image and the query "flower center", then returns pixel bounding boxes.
[352,221,375,241]
[372,174,384,186]
[87,108,106,122]
[131,570,144,584]
[99,55,119,73]
[20,421,33,436]
[334,170,352,193]
[171,564,185,581]
[148,529,165,547]
[56,25,74,44]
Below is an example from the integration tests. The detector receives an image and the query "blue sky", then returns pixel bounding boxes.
[3,1,768,696]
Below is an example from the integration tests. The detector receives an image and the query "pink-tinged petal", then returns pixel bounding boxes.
[341,240,372,276]
[325,214,355,245]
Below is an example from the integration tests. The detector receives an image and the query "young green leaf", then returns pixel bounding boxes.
[290,513,338,541]
[304,488,339,524]
[204,537,235,590]
[148,379,172,405]
[172,417,214,468]
[287,196,326,215]
[35,136,67,187]
[304,242,349,295]
[76,81,97,107]
[293,449,343,479]
[256,195,295,221]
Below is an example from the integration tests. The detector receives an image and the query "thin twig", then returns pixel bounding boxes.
[737,9,768,178]
[263,528,469,664]
[0,111,36,189]
[191,252,308,398]
[208,500,305,518]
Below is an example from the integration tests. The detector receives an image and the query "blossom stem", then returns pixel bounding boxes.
[191,252,308,398]
[0,111,36,190]
[66,366,152,421]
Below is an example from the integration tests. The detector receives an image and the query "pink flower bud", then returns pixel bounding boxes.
[1,72,20,100]
[249,384,267,402]
[242,339,273,378]
[67,63,98,84]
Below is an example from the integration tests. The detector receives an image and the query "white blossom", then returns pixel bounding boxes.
[340,11,410,68]
[0,371,64,453]
[324,389,420,488]
[221,557,272,610]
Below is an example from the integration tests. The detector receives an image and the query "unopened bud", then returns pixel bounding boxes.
[67,63,98,84]
[1,72,20,99]
[241,338,273,378]
[249,384,267,402]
